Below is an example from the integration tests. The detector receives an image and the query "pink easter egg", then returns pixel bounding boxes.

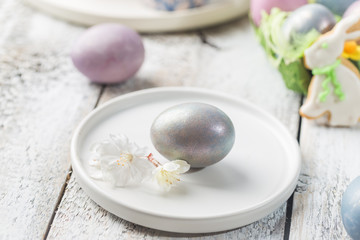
[71,24,145,84]
[343,0,360,17]
[250,0,308,26]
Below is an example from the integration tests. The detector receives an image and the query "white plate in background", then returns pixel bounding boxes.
[24,0,249,32]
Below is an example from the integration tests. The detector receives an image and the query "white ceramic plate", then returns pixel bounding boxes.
[23,0,249,32]
[71,87,301,233]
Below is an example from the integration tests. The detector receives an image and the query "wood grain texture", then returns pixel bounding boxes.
[0,1,101,239]
[290,119,360,240]
[48,18,302,239]
[97,32,205,104]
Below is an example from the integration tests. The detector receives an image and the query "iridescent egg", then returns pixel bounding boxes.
[71,24,144,84]
[250,0,307,26]
[281,4,336,43]
[341,176,360,240]
[314,0,357,16]
[150,103,235,168]
[343,0,360,17]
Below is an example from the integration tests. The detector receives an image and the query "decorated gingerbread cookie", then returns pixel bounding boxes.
[299,14,360,126]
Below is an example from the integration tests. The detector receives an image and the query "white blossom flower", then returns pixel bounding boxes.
[89,134,152,187]
[153,160,190,191]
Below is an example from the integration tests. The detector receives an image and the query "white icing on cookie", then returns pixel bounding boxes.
[300,14,360,126]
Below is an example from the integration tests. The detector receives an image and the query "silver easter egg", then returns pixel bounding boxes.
[282,3,336,43]
[150,103,235,168]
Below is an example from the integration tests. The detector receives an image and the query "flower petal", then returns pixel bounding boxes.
[153,165,182,192]
[91,141,119,156]
[133,145,148,157]
[163,162,180,172]
[89,134,154,188]
[89,158,101,167]
[89,171,103,180]
[109,134,129,151]
[99,156,121,168]
[102,163,132,187]
[172,160,190,174]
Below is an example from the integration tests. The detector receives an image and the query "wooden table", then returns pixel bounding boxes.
[1,1,359,239]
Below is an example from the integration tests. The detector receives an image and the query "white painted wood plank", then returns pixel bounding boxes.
[97,32,205,104]
[290,120,360,239]
[0,1,101,239]
[48,18,302,239]
[194,19,301,240]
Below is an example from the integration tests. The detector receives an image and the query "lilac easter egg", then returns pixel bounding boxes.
[250,0,307,26]
[341,176,360,240]
[344,0,360,17]
[314,0,357,16]
[71,24,145,84]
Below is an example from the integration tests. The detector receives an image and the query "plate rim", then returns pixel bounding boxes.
[23,0,249,32]
[70,87,301,231]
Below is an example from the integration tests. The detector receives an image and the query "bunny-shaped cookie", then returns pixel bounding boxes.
[300,14,360,126]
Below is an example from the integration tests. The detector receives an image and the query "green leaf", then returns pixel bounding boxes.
[251,11,312,95]
[278,59,311,95]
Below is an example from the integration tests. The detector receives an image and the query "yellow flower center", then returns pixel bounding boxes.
[116,153,133,166]
[160,169,180,185]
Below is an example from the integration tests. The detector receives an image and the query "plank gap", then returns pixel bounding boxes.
[283,193,294,240]
[198,31,221,50]
[283,95,304,240]
[43,167,73,240]
[42,85,106,240]
[296,96,304,143]
[94,84,107,108]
